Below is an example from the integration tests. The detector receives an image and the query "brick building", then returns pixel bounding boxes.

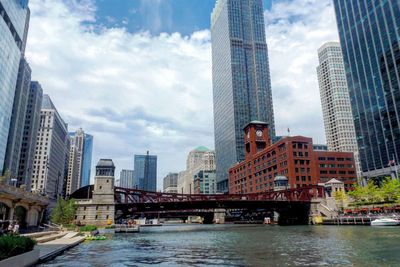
[228,121,356,193]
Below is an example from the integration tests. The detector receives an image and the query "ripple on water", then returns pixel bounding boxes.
[40,225,400,267]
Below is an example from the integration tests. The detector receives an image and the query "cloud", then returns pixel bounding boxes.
[27,0,213,187]
[26,0,339,189]
[265,0,339,143]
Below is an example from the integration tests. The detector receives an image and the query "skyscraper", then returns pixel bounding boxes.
[211,0,275,192]
[3,58,31,183]
[66,129,93,193]
[0,0,30,174]
[31,95,68,199]
[81,133,93,187]
[134,152,157,191]
[119,169,134,189]
[333,0,400,179]
[317,42,362,179]
[17,81,43,190]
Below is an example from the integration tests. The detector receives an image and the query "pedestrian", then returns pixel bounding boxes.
[13,221,19,234]
[7,221,13,234]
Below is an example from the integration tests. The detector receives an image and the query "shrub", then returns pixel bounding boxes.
[0,235,37,261]
[51,198,77,225]
[79,225,97,232]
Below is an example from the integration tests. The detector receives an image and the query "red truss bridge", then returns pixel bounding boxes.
[114,186,325,225]
[114,186,324,205]
[72,185,325,225]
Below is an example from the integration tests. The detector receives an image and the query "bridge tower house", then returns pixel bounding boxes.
[75,159,115,226]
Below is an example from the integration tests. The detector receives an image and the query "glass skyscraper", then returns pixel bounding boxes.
[134,152,157,191]
[333,0,400,178]
[0,0,30,174]
[81,134,93,187]
[211,0,275,192]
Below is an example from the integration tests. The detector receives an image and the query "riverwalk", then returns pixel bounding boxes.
[21,231,86,263]
[36,232,85,262]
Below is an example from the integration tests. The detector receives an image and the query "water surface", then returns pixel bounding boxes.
[40,224,400,266]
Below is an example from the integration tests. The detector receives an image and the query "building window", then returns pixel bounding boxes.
[95,215,98,219]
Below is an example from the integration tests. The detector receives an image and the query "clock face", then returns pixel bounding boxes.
[256,130,263,137]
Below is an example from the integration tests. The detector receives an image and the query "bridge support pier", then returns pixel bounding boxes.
[213,209,226,224]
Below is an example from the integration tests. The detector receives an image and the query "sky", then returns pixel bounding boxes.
[25,0,339,189]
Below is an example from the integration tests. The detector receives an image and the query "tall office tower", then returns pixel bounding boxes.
[66,138,79,195]
[3,58,31,183]
[211,0,275,192]
[0,0,30,174]
[119,169,134,189]
[81,133,93,187]
[31,95,68,199]
[163,173,178,193]
[17,81,43,190]
[66,129,93,190]
[317,42,362,180]
[134,151,157,191]
[333,1,400,179]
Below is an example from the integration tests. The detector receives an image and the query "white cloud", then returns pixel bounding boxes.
[265,0,339,143]
[26,0,339,189]
[27,0,213,187]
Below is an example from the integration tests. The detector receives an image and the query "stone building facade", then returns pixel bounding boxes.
[74,159,115,226]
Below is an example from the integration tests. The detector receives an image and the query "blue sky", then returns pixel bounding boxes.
[27,0,339,188]
[92,0,272,35]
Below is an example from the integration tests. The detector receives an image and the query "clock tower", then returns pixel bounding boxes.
[244,121,271,160]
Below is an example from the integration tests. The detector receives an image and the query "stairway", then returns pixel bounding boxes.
[23,231,68,243]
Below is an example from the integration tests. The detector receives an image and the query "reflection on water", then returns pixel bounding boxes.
[39,224,400,267]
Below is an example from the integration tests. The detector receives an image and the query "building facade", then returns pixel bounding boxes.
[119,169,134,189]
[333,0,400,179]
[0,0,30,174]
[134,152,157,191]
[17,81,42,190]
[177,147,216,194]
[228,122,357,193]
[211,0,275,192]
[194,170,217,194]
[31,95,68,200]
[163,172,178,193]
[66,128,93,192]
[74,159,115,226]
[3,58,31,183]
[66,139,79,196]
[81,133,93,187]
[317,42,362,179]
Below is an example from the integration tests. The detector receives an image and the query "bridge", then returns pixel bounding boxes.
[116,186,324,224]
[72,185,324,225]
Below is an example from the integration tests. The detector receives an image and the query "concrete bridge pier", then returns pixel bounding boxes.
[213,208,226,224]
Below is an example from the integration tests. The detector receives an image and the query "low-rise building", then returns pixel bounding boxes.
[228,121,357,194]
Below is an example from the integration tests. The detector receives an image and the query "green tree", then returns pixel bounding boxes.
[380,178,400,203]
[348,181,381,205]
[332,190,348,210]
[0,170,10,185]
[50,198,77,225]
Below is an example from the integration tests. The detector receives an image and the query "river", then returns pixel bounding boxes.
[39,224,400,266]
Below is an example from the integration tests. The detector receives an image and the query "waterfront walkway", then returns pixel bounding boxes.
[35,232,85,262]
